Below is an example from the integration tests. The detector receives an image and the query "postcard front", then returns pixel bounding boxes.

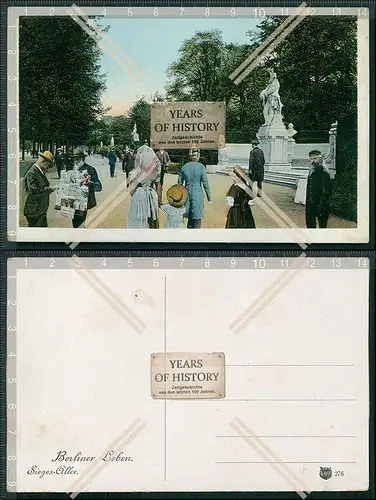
[8,7,370,243]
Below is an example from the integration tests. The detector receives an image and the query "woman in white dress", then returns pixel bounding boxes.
[127,145,162,229]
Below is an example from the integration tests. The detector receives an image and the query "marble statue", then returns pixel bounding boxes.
[217,134,229,164]
[218,147,229,165]
[259,70,283,126]
[132,124,139,143]
[287,123,297,137]
[110,136,114,146]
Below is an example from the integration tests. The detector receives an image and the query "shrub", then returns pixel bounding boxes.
[330,152,357,223]
[167,162,181,175]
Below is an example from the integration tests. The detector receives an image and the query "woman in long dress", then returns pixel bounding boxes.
[127,145,162,229]
[225,166,256,229]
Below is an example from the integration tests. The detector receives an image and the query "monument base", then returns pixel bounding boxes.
[265,162,292,172]
[257,120,292,171]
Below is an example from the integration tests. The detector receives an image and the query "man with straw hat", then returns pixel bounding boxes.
[24,150,55,227]
[160,184,188,228]
[178,148,211,229]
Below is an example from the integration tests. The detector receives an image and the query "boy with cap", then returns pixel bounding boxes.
[71,147,102,228]
[55,147,64,179]
[178,148,212,229]
[305,150,331,228]
[159,184,188,228]
[24,150,55,227]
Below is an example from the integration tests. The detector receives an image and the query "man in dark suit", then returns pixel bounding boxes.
[24,151,55,227]
[248,139,265,197]
[156,148,170,188]
[305,149,331,228]
[122,144,136,181]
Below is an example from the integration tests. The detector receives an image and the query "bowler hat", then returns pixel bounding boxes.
[166,184,188,208]
[251,139,259,145]
[38,151,54,163]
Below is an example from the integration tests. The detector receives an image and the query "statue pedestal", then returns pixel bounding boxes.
[257,121,291,171]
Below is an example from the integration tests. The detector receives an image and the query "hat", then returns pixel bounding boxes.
[166,184,188,208]
[73,147,87,158]
[251,139,259,145]
[189,148,200,157]
[309,149,322,156]
[129,144,135,150]
[38,151,54,163]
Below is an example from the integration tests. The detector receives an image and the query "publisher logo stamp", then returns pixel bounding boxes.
[151,352,225,399]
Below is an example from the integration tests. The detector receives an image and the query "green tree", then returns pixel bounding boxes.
[110,115,132,146]
[246,16,357,131]
[246,15,358,221]
[19,16,108,151]
[128,98,151,143]
[166,30,225,102]
[165,30,267,142]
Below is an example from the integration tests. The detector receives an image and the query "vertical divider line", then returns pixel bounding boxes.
[163,275,167,482]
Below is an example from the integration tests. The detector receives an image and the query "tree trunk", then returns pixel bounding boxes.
[22,139,25,161]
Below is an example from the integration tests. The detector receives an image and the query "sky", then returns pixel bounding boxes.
[98,18,260,116]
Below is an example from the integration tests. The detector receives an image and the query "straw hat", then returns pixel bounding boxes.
[166,184,188,208]
[38,151,54,163]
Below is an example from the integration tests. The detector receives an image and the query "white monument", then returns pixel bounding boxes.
[110,136,114,146]
[286,123,297,163]
[132,124,139,143]
[257,69,291,171]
